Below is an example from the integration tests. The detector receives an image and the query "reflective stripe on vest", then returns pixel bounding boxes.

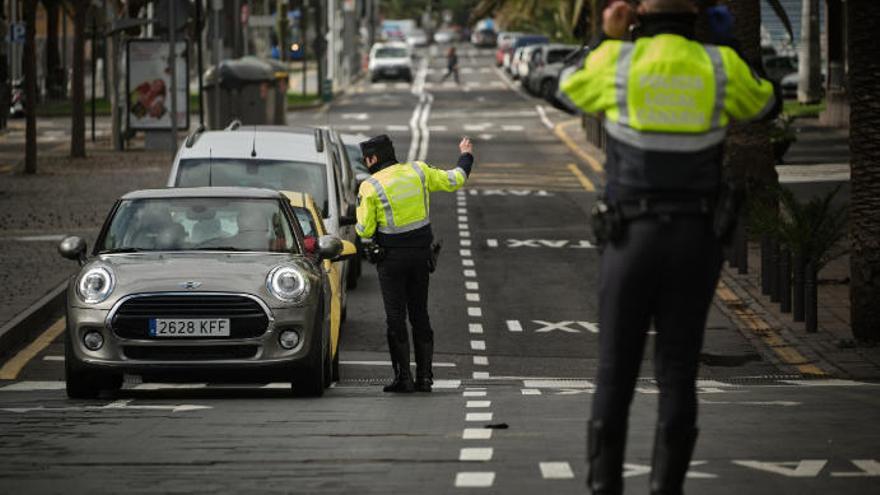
[365,177,396,229]
[705,45,728,129]
[604,120,726,152]
[411,163,430,216]
[615,43,636,127]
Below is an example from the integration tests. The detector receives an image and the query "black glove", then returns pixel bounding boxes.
[362,241,386,264]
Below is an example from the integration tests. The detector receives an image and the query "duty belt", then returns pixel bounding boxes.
[616,197,713,221]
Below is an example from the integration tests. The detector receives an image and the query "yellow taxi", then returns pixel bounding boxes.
[282,191,357,381]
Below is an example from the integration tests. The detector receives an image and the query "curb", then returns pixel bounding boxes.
[0,281,67,362]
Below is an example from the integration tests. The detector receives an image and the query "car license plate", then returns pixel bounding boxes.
[149,318,231,337]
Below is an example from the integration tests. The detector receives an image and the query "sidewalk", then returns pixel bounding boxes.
[0,135,170,336]
[556,117,880,381]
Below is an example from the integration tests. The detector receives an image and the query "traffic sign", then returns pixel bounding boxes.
[9,22,25,44]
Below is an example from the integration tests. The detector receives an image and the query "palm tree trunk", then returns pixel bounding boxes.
[24,0,38,174]
[43,0,65,99]
[70,1,88,158]
[797,0,823,103]
[714,0,776,188]
[848,0,880,341]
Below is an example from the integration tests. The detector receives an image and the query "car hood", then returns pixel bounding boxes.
[72,252,319,310]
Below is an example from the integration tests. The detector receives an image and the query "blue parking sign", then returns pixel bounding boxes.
[8,22,25,44]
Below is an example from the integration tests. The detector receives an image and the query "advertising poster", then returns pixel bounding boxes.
[126,40,189,130]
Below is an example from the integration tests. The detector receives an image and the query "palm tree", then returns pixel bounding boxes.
[847,0,880,341]
[24,0,38,174]
[67,0,91,158]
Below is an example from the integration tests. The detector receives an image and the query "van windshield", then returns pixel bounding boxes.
[376,47,409,58]
[176,158,329,216]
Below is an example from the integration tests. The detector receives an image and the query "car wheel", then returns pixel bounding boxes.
[541,79,557,102]
[65,334,122,399]
[291,309,326,397]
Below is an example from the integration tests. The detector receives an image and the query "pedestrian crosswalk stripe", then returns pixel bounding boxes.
[540,462,575,479]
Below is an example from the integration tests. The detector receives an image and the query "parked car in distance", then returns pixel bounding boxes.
[368,42,414,82]
[525,44,580,98]
[763,55,798,85]
[434,29,457,44]
[59,187,351,398]
[506,34,549,76]
[517,44,545,86]
[471,28,497,47]
[495,31,523,67]
[407,28,430,48]
[169,124,361,299]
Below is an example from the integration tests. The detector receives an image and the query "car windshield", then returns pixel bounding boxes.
[344,144,369,176]
[99,198,297,253]
[376,47,408,58]
[176,158,329,216]
[547,49,574,65]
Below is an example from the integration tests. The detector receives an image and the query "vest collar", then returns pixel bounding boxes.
[634,12,698,40]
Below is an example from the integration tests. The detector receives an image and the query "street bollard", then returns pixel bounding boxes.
[760,235,773,295]
[805,259,818,333]
[779,247,792,313]
[793,253,806,322]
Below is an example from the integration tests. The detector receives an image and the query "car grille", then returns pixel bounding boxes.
[122,345,259,361]
[111,294,270,339]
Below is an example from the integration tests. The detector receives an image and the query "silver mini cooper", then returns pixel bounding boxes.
[59,187,348,398]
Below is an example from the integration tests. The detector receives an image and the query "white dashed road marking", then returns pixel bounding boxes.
[455,472,495,488]
[463,428,492,440]
[506,320,523,332]
[466,412,493,422]
[460,448,494,461]
[540,462,575,479]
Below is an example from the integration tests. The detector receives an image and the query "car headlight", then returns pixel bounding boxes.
[267,265,310,303]
[76,265,115,304]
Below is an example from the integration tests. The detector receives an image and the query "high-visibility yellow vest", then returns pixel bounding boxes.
[561,34,775,152]
[356,162,467,239]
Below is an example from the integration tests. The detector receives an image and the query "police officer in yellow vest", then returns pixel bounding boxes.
[561,1,776,493]
[357,135,474,393]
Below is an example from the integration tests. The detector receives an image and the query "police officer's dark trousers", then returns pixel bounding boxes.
[588,215,722,495]
[376,246,434,388]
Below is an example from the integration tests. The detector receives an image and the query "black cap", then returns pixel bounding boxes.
[359,134,397,169]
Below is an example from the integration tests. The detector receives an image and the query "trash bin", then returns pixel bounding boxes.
[204,57,286,129]
[256,57,290,126]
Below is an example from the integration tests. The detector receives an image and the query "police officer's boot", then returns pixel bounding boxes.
[383,338,414,393]
[649,423,699,495]
[587,420,626,495]
[414,340,433,393]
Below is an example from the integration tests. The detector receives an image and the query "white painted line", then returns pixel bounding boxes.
[486,239,499,248]
[470,340,486,351]
[458,223,469,230]
[473,356,489,366]
[462,259,475,267]
[473,371,490,379]
[13,234,67,242]
[536,105,555,130]
[460,249,472,257]
[465,387,487,390]
[469,323,484,334]
[466,412,493,422]
[523,379,593,389]
[346,125,372,131]
[464,269,477,277]
[0,381,66,391]
[385,124,410,132]
[418,93,434,162]
[42,355,65,361]
[467,401,491,408]
[460,231,471,238]
[460,239,472,247]
[428,125,448,132]
[468,307,483,317]
[465,281,479,290]
[521,389,542,395]
[342,360,456,367]
[458,215,469,223]
[460,448,494,461]
[540,462,575,479]
[433,379,462,389]
[501,125,525,132]
[506,320,523,332]
[463,390,487,397]
[466,293,481,302]
[454,472,495,488]
[463,428,492,440]
[457,208,468,214]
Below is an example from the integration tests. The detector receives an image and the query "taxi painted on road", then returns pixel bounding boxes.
[59,187,352,398]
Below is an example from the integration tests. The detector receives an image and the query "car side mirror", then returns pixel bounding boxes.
[317,235,343,261]
[332,240,358,262]
[59,236,87,265]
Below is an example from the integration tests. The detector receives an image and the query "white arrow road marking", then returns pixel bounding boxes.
[580,321,600,333]
[624,462,716,479]
[508,239,542,248]
[699,399,801,406]
[534,320,581,333]
[732,460,828,477]
[831,460,880,477]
